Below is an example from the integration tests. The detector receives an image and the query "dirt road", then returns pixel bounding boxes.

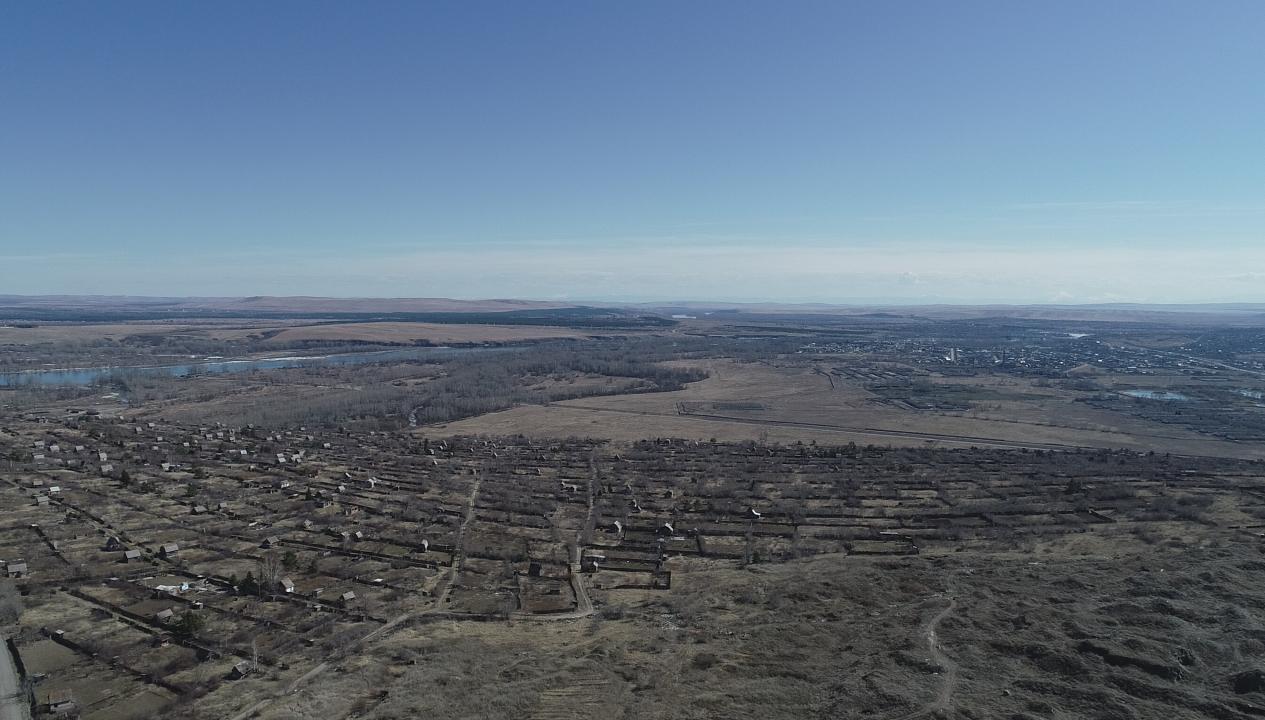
[0,640,28,720]
[437,472,481,607]
[229,474,485,720]
[548,547,595,621]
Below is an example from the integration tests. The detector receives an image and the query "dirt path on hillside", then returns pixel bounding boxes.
[886,579,959,720]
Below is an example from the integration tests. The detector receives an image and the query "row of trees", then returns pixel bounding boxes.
[187,337,715,428]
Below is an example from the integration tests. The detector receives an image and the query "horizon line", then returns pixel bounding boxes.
[2,293,1264,311]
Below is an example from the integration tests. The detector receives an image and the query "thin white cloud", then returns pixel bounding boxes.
[1012,200,1162,211]
[4,240,1264,304]
[1224,272,1265,282]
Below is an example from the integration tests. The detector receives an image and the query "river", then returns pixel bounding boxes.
[0,346,507,388]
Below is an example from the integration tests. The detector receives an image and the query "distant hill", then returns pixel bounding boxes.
[0,294,575,314]
[0,295,673,329]
[625,301,1265,326]
[2,295,1263,327]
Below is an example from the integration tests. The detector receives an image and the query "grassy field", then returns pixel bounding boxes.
[259,321,596,345]
[0,321,284,345]
[431,359,1265,459]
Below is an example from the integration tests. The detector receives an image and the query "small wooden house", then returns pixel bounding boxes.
[46,689,76,716]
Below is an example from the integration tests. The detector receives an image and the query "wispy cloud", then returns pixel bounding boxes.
[1224,272,1265,282]
[1012,200,1162,211]
[1009,200,1265,220]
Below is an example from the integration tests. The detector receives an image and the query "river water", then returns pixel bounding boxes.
[0,346,503,387]
[1121,389,1190,401]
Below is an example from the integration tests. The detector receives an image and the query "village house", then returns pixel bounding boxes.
[46,689,77,716]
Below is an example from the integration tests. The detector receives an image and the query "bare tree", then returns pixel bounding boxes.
[742,521,754,567]
[258,552,283,594]
[0,579,22,625]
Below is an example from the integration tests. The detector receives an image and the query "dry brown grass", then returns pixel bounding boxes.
[432,359,1265,459]
[0,322,264,344]
[263,322,595,345]
[239,532,1265,720]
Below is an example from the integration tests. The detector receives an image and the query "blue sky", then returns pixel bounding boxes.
[2,1,1263,303]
